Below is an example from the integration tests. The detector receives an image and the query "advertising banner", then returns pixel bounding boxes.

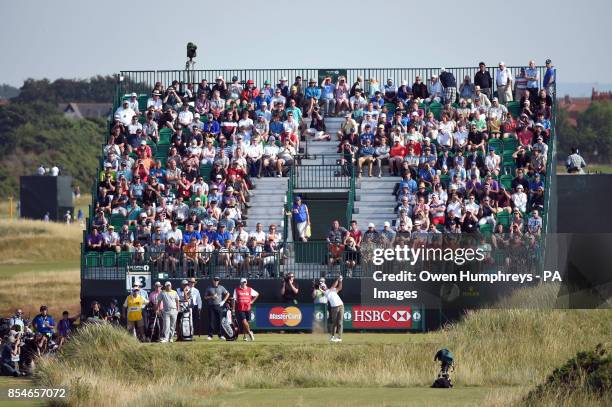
[252,304,314,330]
[251,304,423,331]
[346,305,422,329]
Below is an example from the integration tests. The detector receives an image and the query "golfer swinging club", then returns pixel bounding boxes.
[233,278,259,341]
[321,275,343,342]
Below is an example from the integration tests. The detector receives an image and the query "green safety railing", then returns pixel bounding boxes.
[81,248,283,280]
[290,164,353,190]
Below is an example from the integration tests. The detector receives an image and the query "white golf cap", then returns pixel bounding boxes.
[131,92,137,97]
[368,223,375,228]
[384,221,390,227]
[240,277,247,283]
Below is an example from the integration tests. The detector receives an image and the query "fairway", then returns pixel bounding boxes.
[202,386,519,407]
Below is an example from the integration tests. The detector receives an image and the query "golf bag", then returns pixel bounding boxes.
[178,304,193,341]
[147,309,162,342]
[431,373,453,388]
[220,304,239,341]
[432,348,454,388]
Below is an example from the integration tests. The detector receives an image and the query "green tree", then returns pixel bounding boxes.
[0,102,104,197]
[557,101,612,163]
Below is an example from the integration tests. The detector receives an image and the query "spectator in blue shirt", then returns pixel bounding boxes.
[32,306,55,336]
[357,139,376,178]
[304,79,321,116]
[529,173,544,195]
[359,125,375,146]
[543,59,555,96]
[182,223,202,245]
[320,77,336,117]
[214,224,232,249]
[203,114,220,135]
[269,114,284,135]
[399,172,418,194]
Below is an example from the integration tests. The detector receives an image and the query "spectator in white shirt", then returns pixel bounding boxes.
[425,75,443,104]
[495,61,513,104]
[127,92,140,114]
[512,184,527,212]
[115,100,136,126]
[178,104,194,127]
[484,147,501,175]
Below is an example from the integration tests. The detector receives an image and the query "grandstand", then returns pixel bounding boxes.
[81,64,556,288]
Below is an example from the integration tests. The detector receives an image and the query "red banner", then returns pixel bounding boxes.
[350,306,413,328]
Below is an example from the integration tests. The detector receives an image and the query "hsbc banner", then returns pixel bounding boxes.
[250,304,424,331]
[252,304,314,330]
[345,305,422,330]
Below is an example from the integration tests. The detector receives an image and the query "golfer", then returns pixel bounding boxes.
[321,276,344,342]
[158,282,179,343]
[233,278,259,341]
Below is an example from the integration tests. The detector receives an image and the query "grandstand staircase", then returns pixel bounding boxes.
[353,176,401,228]
[299,117,400,229]
[246,177,287,230]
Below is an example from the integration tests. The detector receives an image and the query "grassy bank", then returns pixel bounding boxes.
[0,218,81,316]
[34,301,611,406]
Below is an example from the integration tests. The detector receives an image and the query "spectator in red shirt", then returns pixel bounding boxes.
[517,126,534,149]
[389,139,407,176]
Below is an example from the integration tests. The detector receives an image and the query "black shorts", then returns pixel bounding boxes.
[236,311,251,322]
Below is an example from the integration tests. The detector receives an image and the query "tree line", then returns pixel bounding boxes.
[557,100,612,163]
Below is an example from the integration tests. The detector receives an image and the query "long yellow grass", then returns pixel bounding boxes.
[0,218,82,264]
[0,269,80,316]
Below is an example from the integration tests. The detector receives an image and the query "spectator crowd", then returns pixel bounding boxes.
[85,59,554,279]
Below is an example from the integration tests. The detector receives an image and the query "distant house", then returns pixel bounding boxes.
[60,102,112,120]
[0,99,10,106]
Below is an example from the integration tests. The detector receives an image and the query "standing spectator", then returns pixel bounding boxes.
[158,282,179,343]
[321,276,344,342]
[204,276,230,340]
[474,62,493,99]
[525,60,540,104]
[123,286,147,340]
[496,61,513,104]
[280,272,299,304]
[187,278,202,336]
[291,196,311,242]
[233,278,259,341]
[320,77,336,117]
[543,59,555,96]
[566,147,587,174]
[439,68,457,104]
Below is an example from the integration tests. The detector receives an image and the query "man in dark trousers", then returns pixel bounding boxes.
[439,68,457,104]
[474,62,493,99]
[204,276,229,340]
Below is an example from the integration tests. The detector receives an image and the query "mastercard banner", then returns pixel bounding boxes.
[252,304,315,330]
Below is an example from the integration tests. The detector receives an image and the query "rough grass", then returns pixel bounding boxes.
[34,293,612,407]
[0,218,81,316]
[0,268,80,317]
[0,218,82,265]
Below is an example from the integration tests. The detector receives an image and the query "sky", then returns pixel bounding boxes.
[1,0,611,96]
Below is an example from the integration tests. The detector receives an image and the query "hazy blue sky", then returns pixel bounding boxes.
[2,0,611,93]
